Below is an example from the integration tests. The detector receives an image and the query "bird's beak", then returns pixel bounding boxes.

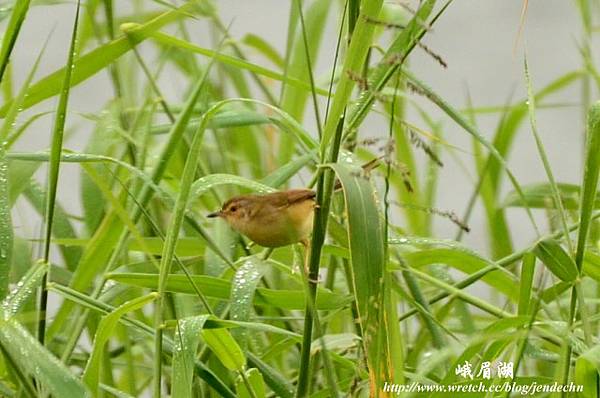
[207,211,222,218]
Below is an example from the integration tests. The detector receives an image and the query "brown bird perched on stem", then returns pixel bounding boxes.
[207,188,317,248]
[207,157,381,248]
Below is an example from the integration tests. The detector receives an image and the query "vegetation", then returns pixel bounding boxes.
[0,0,599,397]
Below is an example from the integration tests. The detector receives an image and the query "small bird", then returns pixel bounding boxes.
[207,157,381,248]
[207,188,317,248]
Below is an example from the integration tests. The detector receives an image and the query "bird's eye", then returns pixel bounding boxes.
[229,206,237,212]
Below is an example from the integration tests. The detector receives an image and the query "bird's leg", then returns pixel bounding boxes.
[301,239,319,284]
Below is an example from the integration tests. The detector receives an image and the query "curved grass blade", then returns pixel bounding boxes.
[398,212,600,324]
[576,101,600,270]
[402,266,511,319]
[319,0,384,154]
[0,315,89,397]
[574,345,600,398]
[46,45,221,347]
[107,272,350,311]
[524,57,573,252]
[260,151,316,188]
[242,34,283,68]
[201,319,301,339]
[154,93,318,352]
[99,384,136,398]
[190,174,275,204]
[39,0,81,345]
[2,261,46,317]
[172,315,210,398]
[0,149,11,299]
[490,71,582,189]
[82,292,158,395]
[230,257,266,346]
[201,328,246,371]
[153,99,235,394]
[344,0,439,136]
[392,239,519,300]
[135,30,328,96]
[325,162,389,391]
[0,1,200,115]
[7,159,40,203]
[518,252,536,316]
[502,182,595,209]
[197,98,320,152]
[0,30,49,145]
[148,111,271,135]
[7,151,171,208]
[236,368,266,398]
[280,0,330,119]
[561,100,600,385]
[49,282,236,397]
[0,0,31,83]
[533,239,578,283]
[151,93,328,394]
[247,352,293,398]
[461,72,582,256]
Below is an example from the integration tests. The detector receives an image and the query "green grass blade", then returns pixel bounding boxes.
[533,239,578,283]
[0,1,199,115]
[518,252,536,316]
[326,162,388,388]
[242,34,283,68]
[247,352,294,398]
[576,101,600,269]
[236,368,266,398]
[502,182,595,209]
[0,150,11,299]
[49,282,236,397]
[107,272,351,311]
[319,0,384,155]
[230,257,266,345]
[42,0,81,256]
[172,315,210,398]
[201,319,301,339]
[0,0,31,83]
[524,57,574,253]
[392,239,519,299]
[7,157,41,203]
[488,71,582,193]
[82,293,158,395]
[0,316,89,397]
[279,0,330,122]
[403,266,511,319]
[137,30,328,96]
[2,261,46,317]
[0,32,49,145]
[260,151,316,188]
[39,0,81,345]
[344,0,439,136]
[574,345,600,398]
[152,89,328,395]
[190,173,275,203]
[47,44,220,345]
[399,211,600,321]
[560,100,600,386]
[201,328,246,371]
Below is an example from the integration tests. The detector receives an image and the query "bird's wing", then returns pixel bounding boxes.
[284,189,316,206]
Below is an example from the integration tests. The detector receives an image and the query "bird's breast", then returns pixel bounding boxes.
[234,200,315,247]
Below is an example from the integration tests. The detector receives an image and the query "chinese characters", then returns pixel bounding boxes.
[455,361,514,380]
